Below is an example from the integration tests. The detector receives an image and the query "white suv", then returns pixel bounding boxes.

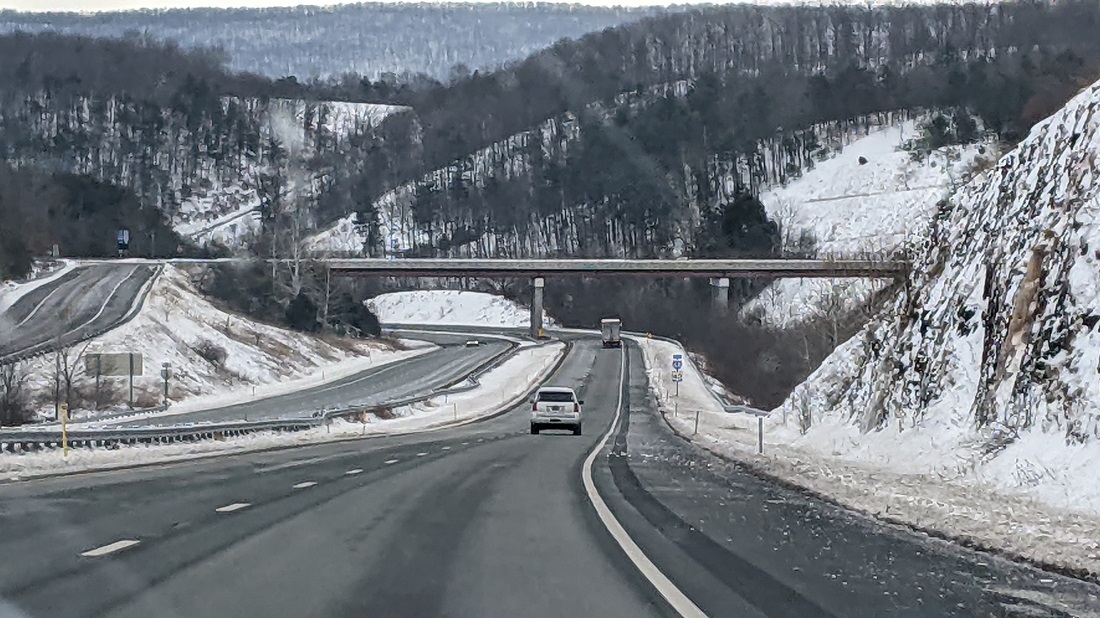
[530,386,583,435]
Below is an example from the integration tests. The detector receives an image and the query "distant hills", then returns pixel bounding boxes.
[0,2,661,80]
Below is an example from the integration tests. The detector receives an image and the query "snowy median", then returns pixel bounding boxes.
[1,341,565,480]
[632,335,1100,580]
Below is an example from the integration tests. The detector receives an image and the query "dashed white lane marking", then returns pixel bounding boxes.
[384,459,399,465]
[462,442,469,446]
[216,503,251,513]
[293,481,317,489]
[441,446,451,450]
[345,469,364,476]
[416,452,428,457]
[581,347,706,618]
[81,539,140,558]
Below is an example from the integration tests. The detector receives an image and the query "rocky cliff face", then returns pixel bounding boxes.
[783,79,1100,446]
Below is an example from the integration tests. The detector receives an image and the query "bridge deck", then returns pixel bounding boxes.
[324,258,907,278]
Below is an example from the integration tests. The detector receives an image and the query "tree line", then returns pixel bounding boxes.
[0,163,185,280]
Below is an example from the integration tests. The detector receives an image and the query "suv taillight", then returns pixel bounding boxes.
[533,401,539,412]
[574,403,580,412]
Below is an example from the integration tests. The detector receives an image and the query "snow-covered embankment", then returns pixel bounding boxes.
[367,289,553,327]
[634,335,1100,577]
[14,265,416,419]
[1,339,564,479]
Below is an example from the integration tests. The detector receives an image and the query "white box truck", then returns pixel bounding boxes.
[600,318,622,348]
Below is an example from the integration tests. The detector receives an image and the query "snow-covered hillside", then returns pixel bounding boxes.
[367,290,552,328]
[0,92,408,251]
[762,79,1100,571]
[175,98,409,247]
[306,108,922,261]
[744,119,994,327]
[18,265,407,416]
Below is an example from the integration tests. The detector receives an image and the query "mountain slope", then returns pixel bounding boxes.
[743,118,996,327]
[775,78,1100,514]
[0,4,658,80]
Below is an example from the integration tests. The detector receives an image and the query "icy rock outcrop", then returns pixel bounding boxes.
[782,79,1100,445]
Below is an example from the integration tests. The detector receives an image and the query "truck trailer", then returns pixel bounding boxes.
[600,318,622,348]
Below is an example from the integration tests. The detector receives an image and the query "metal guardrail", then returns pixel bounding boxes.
[0,334,534,453]
[0,265,163,367]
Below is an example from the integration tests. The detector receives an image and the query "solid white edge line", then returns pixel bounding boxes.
[82,265,145,329]
[215,502,251,513]
[81,539,140,557]
[581,347,707,618]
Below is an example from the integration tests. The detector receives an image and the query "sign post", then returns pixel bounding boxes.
[129,353,135,408]
[160,363,171,407]
[83,353,143,408]
[671,354,684,397]
[60,403,69,457]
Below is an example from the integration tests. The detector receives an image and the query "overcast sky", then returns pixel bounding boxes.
[2,0,690,10]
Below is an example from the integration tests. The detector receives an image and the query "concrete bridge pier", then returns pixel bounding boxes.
[531,277,545,338]
[711,277,730,314]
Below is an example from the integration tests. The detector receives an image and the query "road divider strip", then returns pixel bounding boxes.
[581,347,707,618]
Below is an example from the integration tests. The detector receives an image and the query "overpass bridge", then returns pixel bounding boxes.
[77,257,910,336]
[325,258,908,336]
[322,258,907,278]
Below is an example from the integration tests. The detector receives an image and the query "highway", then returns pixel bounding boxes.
[89,332,513,428]
[0,336,1096,617]
[0,265,157,363]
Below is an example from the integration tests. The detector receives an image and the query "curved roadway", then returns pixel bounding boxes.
[0,336,1096,617]
[94,332,513,428]
[0,265,156,362]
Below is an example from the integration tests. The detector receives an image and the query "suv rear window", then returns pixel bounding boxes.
[538,391,574,403]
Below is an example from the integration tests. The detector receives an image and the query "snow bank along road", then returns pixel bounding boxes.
[0,264,157,362]
[83,331,513,428]
[0,336,1095,617]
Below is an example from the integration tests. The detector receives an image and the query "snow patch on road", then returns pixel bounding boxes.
[632,335,1100,578]
[367,290,553,327]
[0,341,565,479]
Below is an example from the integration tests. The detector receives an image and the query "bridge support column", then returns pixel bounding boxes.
[711,277,730,314]
[531,277,545,338]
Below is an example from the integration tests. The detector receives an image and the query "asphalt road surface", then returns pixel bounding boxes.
[0,265,156,361]
[0,337,1096,617]
[89,332,512,428]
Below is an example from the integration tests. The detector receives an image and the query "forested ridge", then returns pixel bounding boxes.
[311,0,1100,263]
[4,1,1100,402]
[0,3,657,81]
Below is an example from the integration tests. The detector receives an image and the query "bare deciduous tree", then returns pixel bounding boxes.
[0,361,31,426]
